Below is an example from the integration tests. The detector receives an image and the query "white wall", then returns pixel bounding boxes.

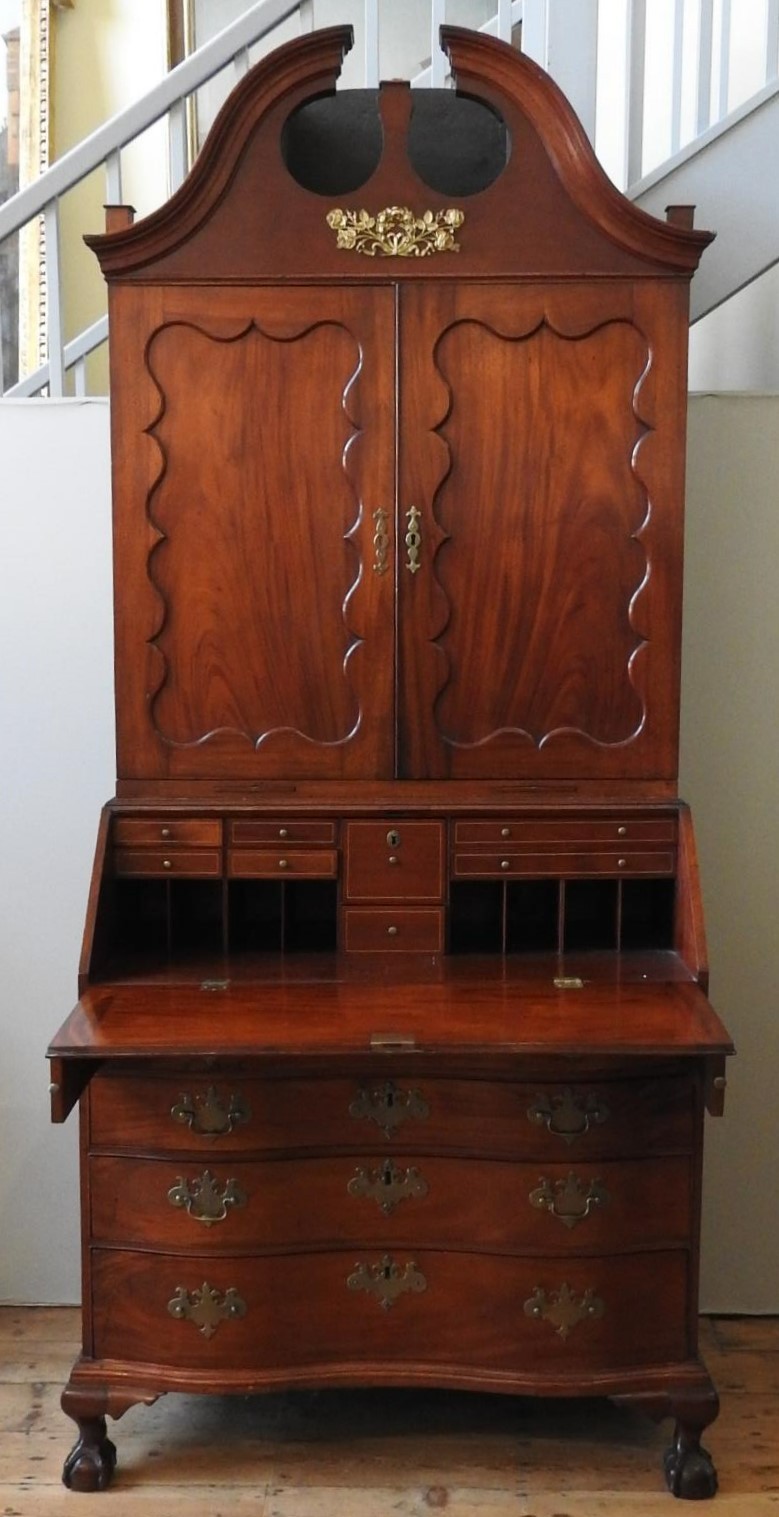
[0,393,777,1307]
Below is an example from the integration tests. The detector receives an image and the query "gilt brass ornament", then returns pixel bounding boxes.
[167,1170,247,1226]
[347,1255,427,1310]
[167,1282,247,1338]
[527,1088,610,1144]
[529,1172,610,1228]
[348,1159,428,1214]
[372,507,390,575]
[326,205,464,258]
[349,1080,430,1139]
[524,1283,605,1340]
[405,506,422,573]
[170,1086,251,1138]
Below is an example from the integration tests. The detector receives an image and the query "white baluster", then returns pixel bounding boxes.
[767,0,779,80]
[521,0,548,64]
[168,98,189,192]
[671,0,684,154]
[105,150,123,205]
[497,0,513,44]
[697,0,714,134]
[625,0,646,186]
[43,201,65,399]
[233,46,251,81]
[431,0,447,85]
[717,0,731,120]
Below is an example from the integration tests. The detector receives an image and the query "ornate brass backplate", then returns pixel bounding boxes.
[372,507,390,575]
[524,1283,605,1340]
[527,1088,610,1144]
[529,1172,610,1229]
[167,1170,247,1226]
[347,1255,427,1310]
[326,205,464,257]
[167,1282,247,1338]
[170,1086,251,1138]
[405,506,422,573]
[348,1159,428,1214]
[349,1080,430,1139]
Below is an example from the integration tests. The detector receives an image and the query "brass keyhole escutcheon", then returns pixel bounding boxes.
[387,830,400,847]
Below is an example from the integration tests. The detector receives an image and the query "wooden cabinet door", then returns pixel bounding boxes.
[397,283,685,780]
[113,286,396,781]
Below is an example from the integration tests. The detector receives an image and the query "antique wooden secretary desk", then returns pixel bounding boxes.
[48,24,734,1500]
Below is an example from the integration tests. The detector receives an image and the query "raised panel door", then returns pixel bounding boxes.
[112,285,396,781]
[397,282,686,780]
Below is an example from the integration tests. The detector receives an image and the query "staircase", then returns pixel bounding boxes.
[1,0,778,395]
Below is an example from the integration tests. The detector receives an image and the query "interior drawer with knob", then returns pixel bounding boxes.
[230,820,336,846]
[228,850,337,878]
[113,817,223,848]
[453,851,676,878]
[343,908,444,953]
[345,821,445,901]
[453,818,678,847]
[113,849,222,878]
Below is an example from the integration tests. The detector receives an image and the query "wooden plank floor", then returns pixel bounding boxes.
[1,1310,778,1515]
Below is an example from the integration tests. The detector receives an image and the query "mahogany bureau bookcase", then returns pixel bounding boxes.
[47,24,733,1500]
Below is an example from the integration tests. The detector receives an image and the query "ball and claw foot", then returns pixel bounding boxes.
[664,1428,718,1501]
[62,1418,117,1492]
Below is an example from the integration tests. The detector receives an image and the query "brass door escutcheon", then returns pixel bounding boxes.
[529,1172,610,1228]
[524,1283,605,1340]
[527,1088,609,1144]
[372,507,390,575]
[348,1159,428,1214]
[405,506,422,573]
[167,1282,247,1338]
[167,1170,247,1226]
[347,1255,427,1310]
[349,1080,430,1139]
[170,1086,251,1138]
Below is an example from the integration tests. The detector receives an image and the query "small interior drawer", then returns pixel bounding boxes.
[454,817,678,846]
[343,907,444,953]
[228,850,337,879]
[345,821,445,901]
[113,849,222,877]
[230,820,336,845]
[113,818,222,847]
[453,851,676,878]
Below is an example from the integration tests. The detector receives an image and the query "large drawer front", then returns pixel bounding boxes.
[89,1153,691,1254]
[89,1073,694,1159]
[91,1247,689,1373]
[345,822,445,901]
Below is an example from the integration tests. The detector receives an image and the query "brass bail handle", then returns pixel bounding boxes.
[405,506,422,573]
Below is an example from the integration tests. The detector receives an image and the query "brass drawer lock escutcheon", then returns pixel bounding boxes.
[529,1172,610,1228]
[349,1080,430,1139]
[167,1283,247,1338]
[167,1170,247,1226]
[524,1283,605,1340]
[326,205,464,258]
[348,1159,428,1214]
[347,1255,427,1310]
[527,1088,610,1144]
[170,1086,251,1138]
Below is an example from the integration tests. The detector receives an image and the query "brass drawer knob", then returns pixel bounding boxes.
[279,828,288,838]
[161,826,171,838]
[617,825,627,836]
[278,858,289,869]
[387,925,398,936]
[501,859,510,870]
[388,855,399,865]
[618,857,627,868]
[162,858,172,869]
[501,826,511,838]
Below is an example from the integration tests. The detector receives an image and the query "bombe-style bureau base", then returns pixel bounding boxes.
[48,22,733,1500]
